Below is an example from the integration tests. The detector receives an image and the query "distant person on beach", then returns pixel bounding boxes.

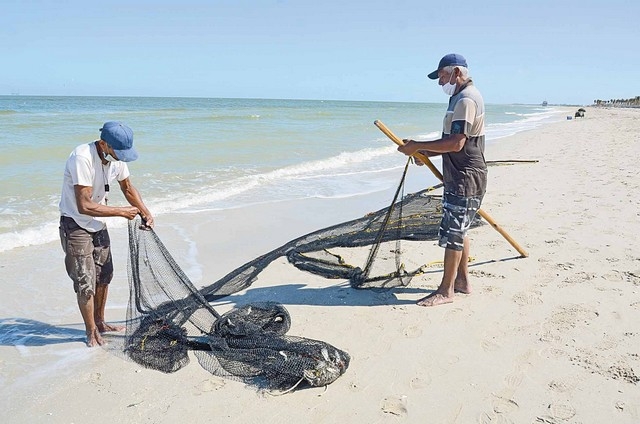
[59,121,154,346]
[397,53,487,307]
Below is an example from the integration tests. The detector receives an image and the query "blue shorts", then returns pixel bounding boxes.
[438,192,482,251]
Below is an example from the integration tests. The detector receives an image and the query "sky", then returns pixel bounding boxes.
[1,0,639,105]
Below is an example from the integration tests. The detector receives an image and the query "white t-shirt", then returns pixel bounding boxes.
[59,141,130,232]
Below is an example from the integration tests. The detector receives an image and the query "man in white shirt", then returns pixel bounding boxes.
[59,121,154,347]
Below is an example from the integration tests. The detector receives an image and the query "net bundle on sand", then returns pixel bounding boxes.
[124,219,350,392]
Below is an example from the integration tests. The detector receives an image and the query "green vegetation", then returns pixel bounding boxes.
[593,96,640,107]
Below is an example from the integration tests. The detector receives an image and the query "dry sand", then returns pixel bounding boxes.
[1,107,639,423]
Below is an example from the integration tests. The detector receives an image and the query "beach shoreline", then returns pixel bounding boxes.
[2,106,640,423]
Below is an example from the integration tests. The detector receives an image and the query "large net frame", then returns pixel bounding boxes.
[200,160,466,299]
[120,159,482,392]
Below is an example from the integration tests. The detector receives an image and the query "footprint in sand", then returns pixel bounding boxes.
[538,329,562,344]
[480,329,505,352]
[561,271,596,286]
[556,262,575,271]
[426,355,460,377]
[478,411,516,423]
[545,304,599,332]
[600,270,625,282]
[481,337,502,352]
[538,347,567,359]
[492,396,519,415]
[380,395,408,417]
[443,307,467,320]
[481,285,504,296]
[402,325,423,338]
[470,270,506,279]
[548,401,576,420]
[595,333,618,351]
[409,375,431,389]
[503,372,524,389]
[548,377,579,393]
[512,291,543,306]
[544,239,563,245]
[625,270,640,284]
[194,377,226,393]
[447,355,460,365]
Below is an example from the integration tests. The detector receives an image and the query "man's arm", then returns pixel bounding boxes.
[74,185,139,219]
[398,133,467,157]
[118,177,154,228]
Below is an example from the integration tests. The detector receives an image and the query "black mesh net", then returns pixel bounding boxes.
[124,222,350,391]
[120,160,482,392]
[200,161,459,299]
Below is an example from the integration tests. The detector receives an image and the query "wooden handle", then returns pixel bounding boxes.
[374,119,529,258]
[374,120,444,180]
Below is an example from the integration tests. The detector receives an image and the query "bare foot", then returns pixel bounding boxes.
[96,321,125,333]
[454,279,472,294]
[416,293,454,307]
[86,328,105,347]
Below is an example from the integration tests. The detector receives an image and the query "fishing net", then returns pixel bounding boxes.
[121,159,482,391]
[124,221,350,391]
[200,160,474,299]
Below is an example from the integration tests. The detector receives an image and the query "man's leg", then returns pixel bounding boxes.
[454,236,472,294]
[92,229,124,333]
[77,292,104,347]
[60,218,105,347]
[417,247,463,306]
[416,191,477,307]
[94,283,124,333]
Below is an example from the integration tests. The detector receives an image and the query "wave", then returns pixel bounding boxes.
[148,145,400,213]
[206,113,264,121]
[487,108,565,140]
[0,221,60,252]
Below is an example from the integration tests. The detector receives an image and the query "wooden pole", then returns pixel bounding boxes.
[374,120,529,258]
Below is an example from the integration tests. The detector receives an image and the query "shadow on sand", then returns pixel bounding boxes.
[208,255,523,309]
[0,318,86,347]
[0,255,521,347]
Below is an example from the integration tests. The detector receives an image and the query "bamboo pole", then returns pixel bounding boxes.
[374,120,529,258]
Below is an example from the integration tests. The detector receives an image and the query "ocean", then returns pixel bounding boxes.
[0,95,565,253]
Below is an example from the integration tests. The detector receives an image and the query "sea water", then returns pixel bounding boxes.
[0,96,565,253]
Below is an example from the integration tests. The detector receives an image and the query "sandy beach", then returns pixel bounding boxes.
[1,106,639,423]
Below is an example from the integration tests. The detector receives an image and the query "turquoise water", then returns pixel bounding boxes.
[0,96,565,251]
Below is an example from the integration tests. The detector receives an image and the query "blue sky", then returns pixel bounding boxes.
[2,0,638,105]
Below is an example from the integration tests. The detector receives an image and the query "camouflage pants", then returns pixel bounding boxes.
[59,216,113,297]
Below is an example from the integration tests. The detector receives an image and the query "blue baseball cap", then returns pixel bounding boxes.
[427,53,468,79]
[99,121,138,162]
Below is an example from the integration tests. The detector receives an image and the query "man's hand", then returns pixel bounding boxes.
[398,139,419,156]
[120,206,140,220]
[140,214,155,229]
[398,139,425,166]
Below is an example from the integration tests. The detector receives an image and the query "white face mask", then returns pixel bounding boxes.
[441,72,457,96]
[103,151,117,162]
